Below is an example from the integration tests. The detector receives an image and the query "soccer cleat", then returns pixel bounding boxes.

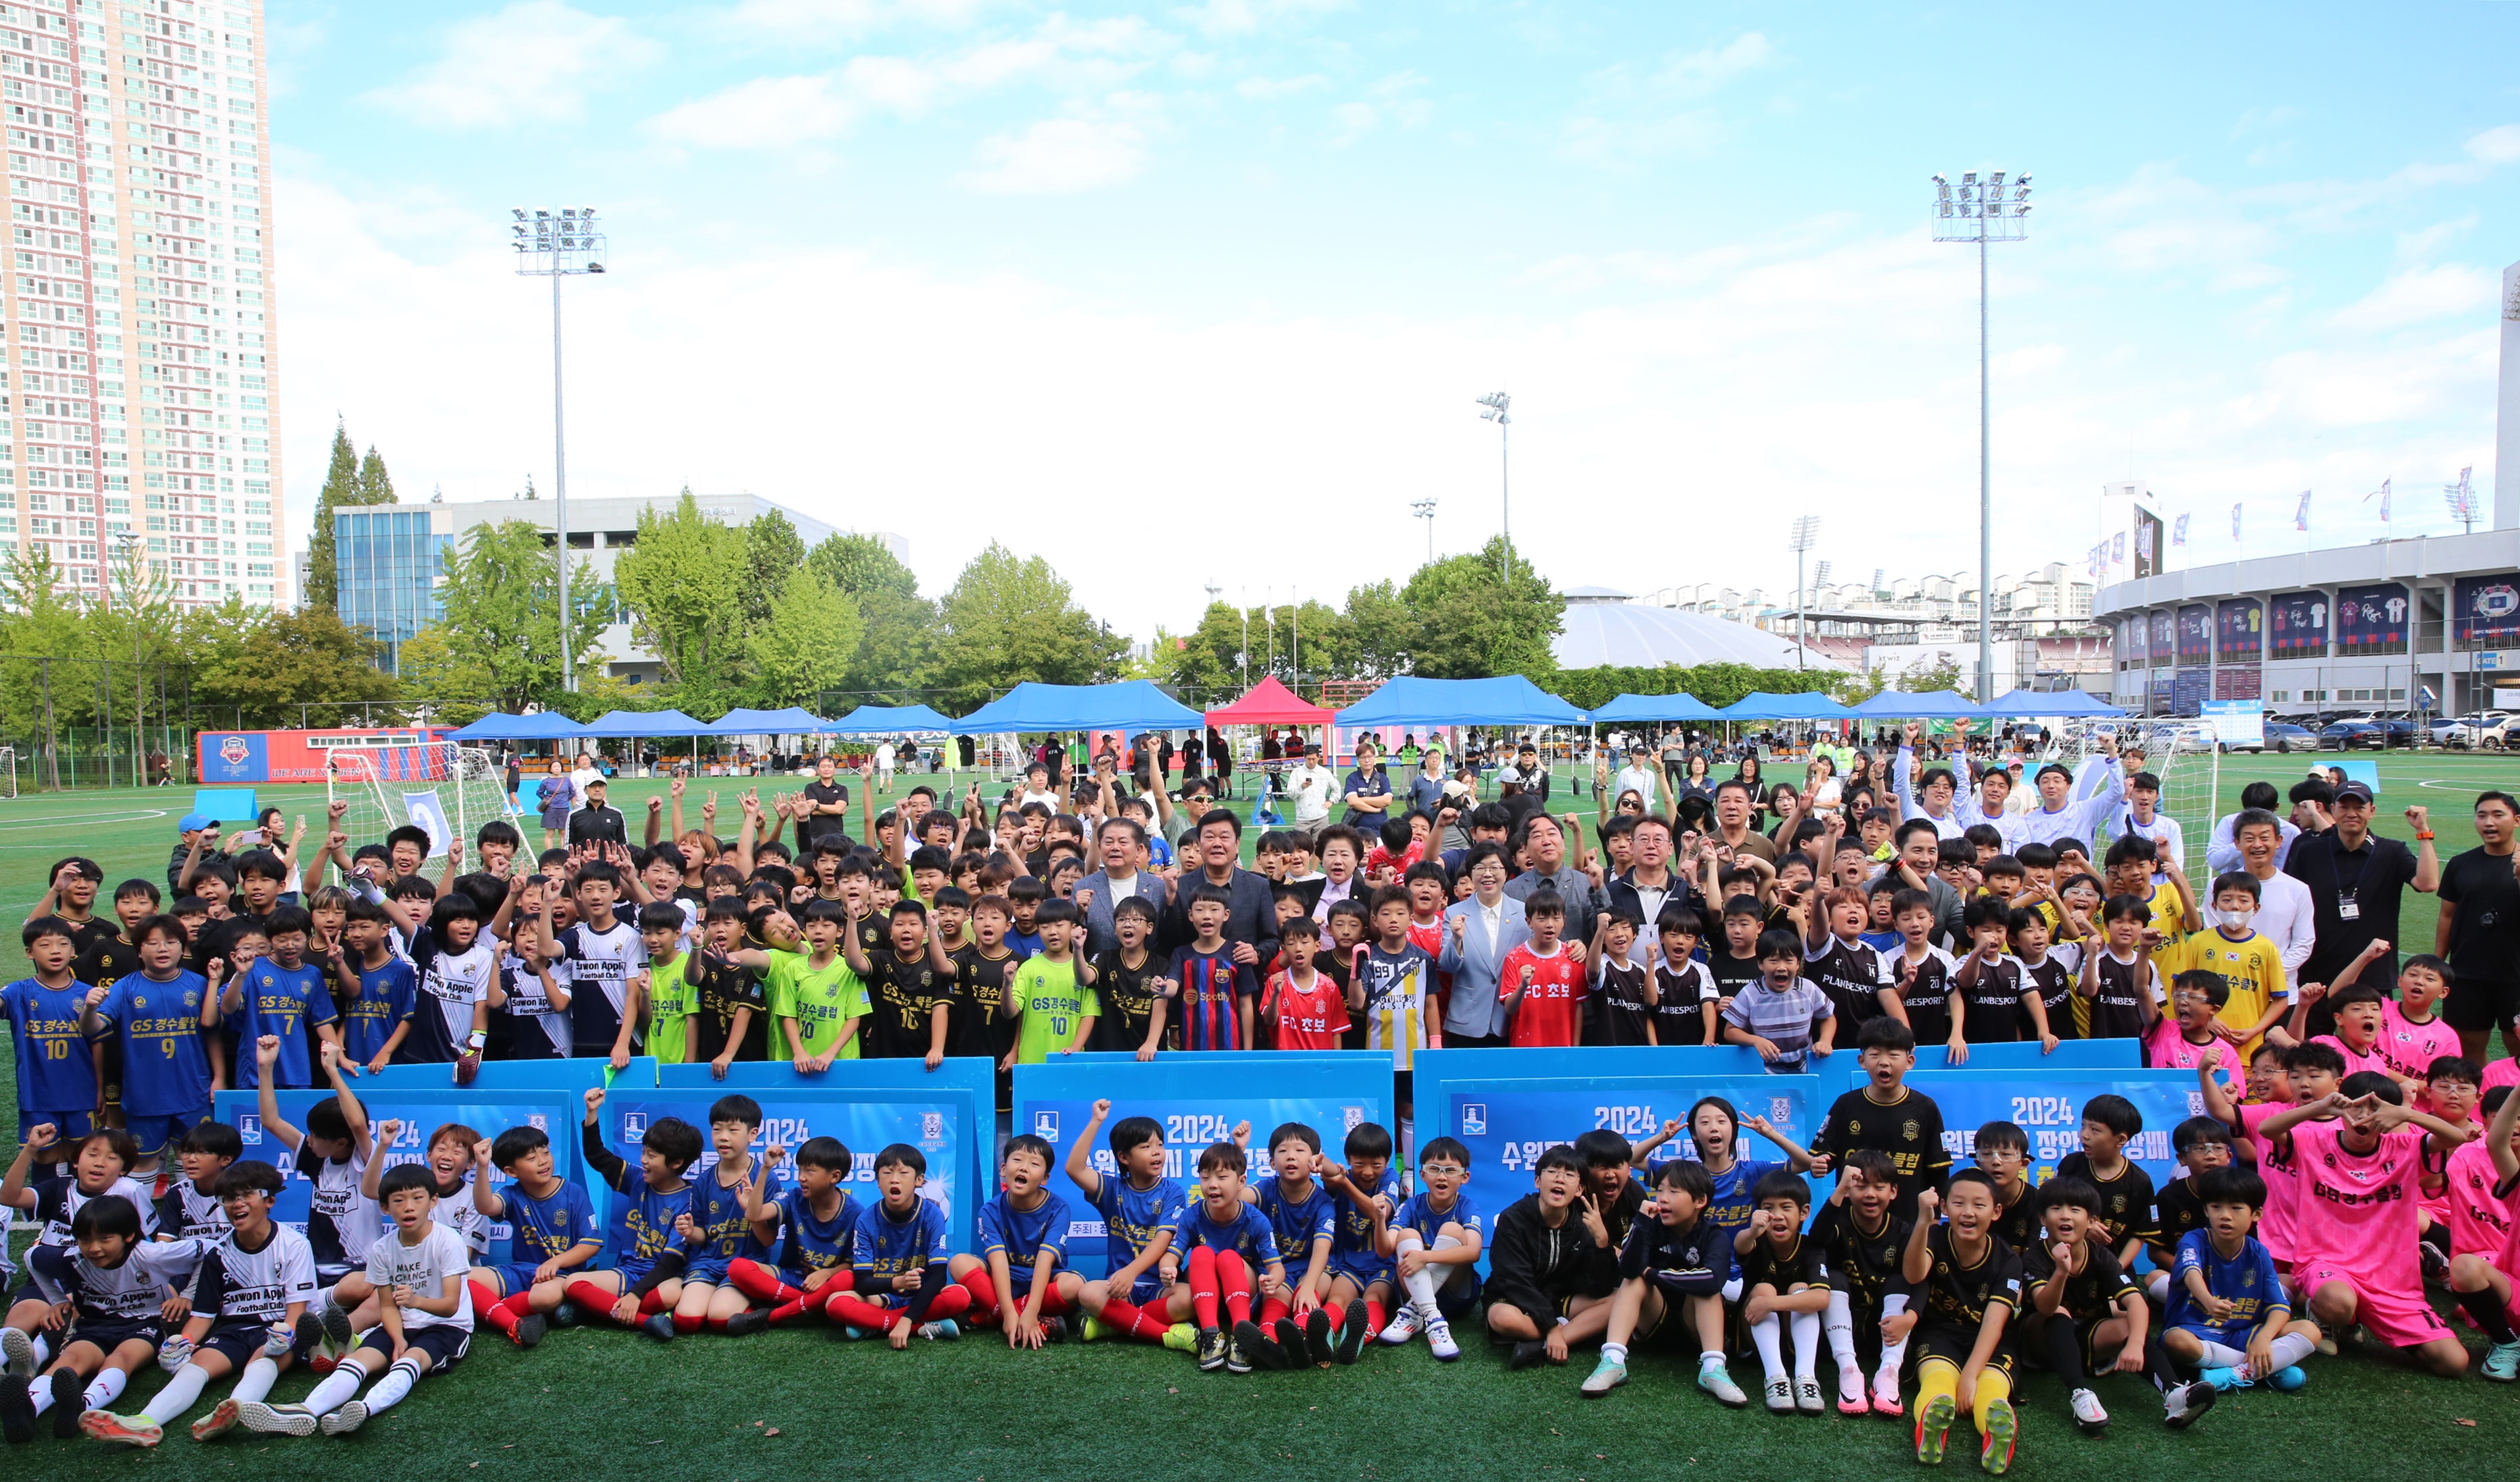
[0,1329,31,1380]
[2485,1340,2520,1382]
[2069,1387,2108,1435]
[192,1398,244,1442]
[2198,1365,2251,1392]
[306,1345,338,1376]
[1978,1396,2016,1475]
[1509,1340,1549,1371]
[2312,1327,2338,1357]
[720,1311,769,1338]
[235,1402,318,1439]
[1274,1316,1306,1367]
[1698,1359,1748,1409]
[549,1300,581,1329]
[1794,1376,1825,1415]
[80,1410,162,1448]
[1333,1302,1369,1365]
[2264,1364,2307,1392]
[1303,1308,1335,1367]
[319,1400,369,1437]
[1224,1331,1253,1375]
[1196,1327,1227,1372]
[1378,1306,1421,1345]
[317,1300,355,1354]
[1236,1319,1283,1371]
[838,1326,871,1342]
[0,1377,30,1444]
[1080,1317,1109,1344]
[2419,1238,2450,1283]
[639,1313,678,1343]
[1838,1389,1871,1417]
[2162,1379,2216,1430]
[1580,1357,1628,1396]
[1425,1317,1461,1361]
[1872,1388,1904,1419]
[1162,1324,1199,1354]
[512,1313,550,1348]
[1763,1377,1795,1413]
[1042,1316,1069,1344]
[915,1319,960,1342]
[1914,1392,1956,1465]
[49,1370,82,1439]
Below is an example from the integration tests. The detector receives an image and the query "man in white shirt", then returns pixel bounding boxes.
[1951,762,2021,848]
[2010,734,2125,848]
[1610,744,1661,811]
[2209,810,2315,995]
[874,740,896,792]
[2110,769,2185,879]
[1287,744,1337,831]
[1892,721,1966,841]
[568,752,604,804]
[2205,782,2301,875]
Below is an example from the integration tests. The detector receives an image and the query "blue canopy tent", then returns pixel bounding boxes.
[446,713,535,742]
[1331,676,1587,728]
[1986,688,2124,717]
[1849,690,1989,720]
[824,703,959,735]
[581,708,712,738]
[1718,690,1853,721]
[705,707,833,736]
[952,682,1204,734]
[1588,691,1723,725]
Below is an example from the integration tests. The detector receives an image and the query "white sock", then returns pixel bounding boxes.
[1700,1347,1726,1367]
[1825,1292,1862,1396]
[1875,1296,1909,1394]
[28,1380,50,1417]
[360,1357,423,1415]
[2145,1269,2170,1304]
[27,1334,48,1369]
[299,1363,365,1417]
[2196,1339,2250,1369]
[140,1365,209,1423]
[1425,1236,1464,1318]
[1394,1234,1439,1314]
[1790,1310,1822,1380]
[82,1368,128,1410]
[1722,1276,1743,1304]
[1601,1342,1628,1365]
[1751,1312,1786,1381]
[2265,1333,2316,1371]
[231,1357,279,1406]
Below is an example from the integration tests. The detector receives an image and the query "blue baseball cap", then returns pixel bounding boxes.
[179,812,217,831]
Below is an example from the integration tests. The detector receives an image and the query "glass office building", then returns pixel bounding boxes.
[335,507,445,673]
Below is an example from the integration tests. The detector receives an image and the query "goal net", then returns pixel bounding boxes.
[325,742,514,861]
[2064,718,2218,878]
[0,747,16,800]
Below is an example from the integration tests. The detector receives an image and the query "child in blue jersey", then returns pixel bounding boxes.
[1632,1095,1819,1300]
[1318,1120,1402,1363]
[329,899,413,1073]
[734,1136,859,1326]
[223,906,338,1090]
[563,1086,701,1343]
[1377,1136,1484,1361]
[2152,1164,2320,1428]
[78,914,217,1172]
[826,1144,973,1347]
[952,1134,1079,1348]
[1247,1122,1339,1367]
[662,1094,764,1336]
[4,920,101,1171]
[0,1124,150,1384]
[1065,1101,1191,1348]
[466,1124,599,1350]
[1167,1139,1286,1375]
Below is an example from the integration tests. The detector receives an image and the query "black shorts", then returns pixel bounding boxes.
[198,1320,284,1369]
[2442,975,2520,1033]
[352,1324,471,1371]
[1916,1329,2014,1381]
[69,1315,162,1353]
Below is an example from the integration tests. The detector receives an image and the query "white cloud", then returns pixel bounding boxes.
[2328,263,2499,333]
[1561,32,1774,165]
[648,74,854,148]
[1181,0,1347,40]
[960,115,1150,192]
[2465,124,2520,165]
[362,1,659,128]
[1236,72,1327,100]
[724,0,1001,40]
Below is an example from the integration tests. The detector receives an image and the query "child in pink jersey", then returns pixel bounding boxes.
[2260,1071,2474,1379]
[2447,1084,2520,1379]
[2288,981,2399,1089]
[2382,952,2463,1092]
[2199,1041,2349,1278]
[2146,970,2239,1097]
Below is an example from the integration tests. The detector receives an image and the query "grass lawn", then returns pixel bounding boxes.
[1,752,2517,1478]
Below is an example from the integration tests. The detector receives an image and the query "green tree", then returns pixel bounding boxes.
[739,509,807,631]
[1169,601,1247,694]
[355,445,394,506]
[1548,662,1835,712]
[1399,537,1565,680]
[190,605,400,728]
[302,420,360,611]
[393,624,496,726]
[1343,579,1414,680]
[747,568,862,709]
[609,490,746,707]
[932,543,1123,707]
[1899,653,1965,695]
[806,533,936,700]
[433,521,614,711]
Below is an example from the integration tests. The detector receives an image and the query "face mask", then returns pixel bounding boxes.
[2220,907,2255,933]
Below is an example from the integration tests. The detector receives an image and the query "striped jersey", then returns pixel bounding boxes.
[1167,945,1256,1052]
[1356,943,1435,1068]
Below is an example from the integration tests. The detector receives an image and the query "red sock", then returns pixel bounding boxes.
[1034,1282,1073,1317]
[639,1290,671,1317]
[726,1259,801,1305]
[1323,1302,1343,1331]
[704,1315,730,1333]
[471,1282,513,1336]
[494,1292,537,1325]
[566,1281,623,1323]
[1189,1246,1220,1331]
[1364,1300,1387,1336]
[957,1267,998,1323]
[1258,1294,1290,1329]
[1217,1251,1252,1327]
[922,1284,973,1322]
[1129,1305,1174,1341]
[824,1292,899,1332]
[672,1311,703,1334]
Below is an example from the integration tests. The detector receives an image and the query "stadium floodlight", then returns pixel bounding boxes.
[1789,516,1821,671]
[512,207,610,692]
[1410,497,1437,563]
[1476,391,1511,561]
[2446,466,2480,535]
[1931,168,2031,701]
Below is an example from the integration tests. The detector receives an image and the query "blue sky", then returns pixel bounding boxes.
[266,1,2520,639]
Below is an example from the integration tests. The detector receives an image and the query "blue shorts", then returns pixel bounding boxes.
[1125,1272,1167,1306]
[15,1110,94,1151]
[71,1315,162,1354]
[490,1263,548,1299]
[353,1324,469,1371]
[1328,1254,1395,1292]
[122,1106,211,1160]
[198,1319,286,1369]
[684,1257,732,1286]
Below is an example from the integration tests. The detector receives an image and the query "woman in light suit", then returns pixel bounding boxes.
[1437,842,1532,1049]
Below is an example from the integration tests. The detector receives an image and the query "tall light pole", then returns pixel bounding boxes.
[511,207,607,692]
[1410,497,1437,563]
[1476,391,1511,564]
[1931,170,2029,701]
[1789,516,1820,672]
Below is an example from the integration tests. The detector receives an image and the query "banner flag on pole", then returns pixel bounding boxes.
[2294,490,2312,531]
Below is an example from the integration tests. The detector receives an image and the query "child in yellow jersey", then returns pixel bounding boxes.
[2171,872,2289,1053]
[635,902,699,1064]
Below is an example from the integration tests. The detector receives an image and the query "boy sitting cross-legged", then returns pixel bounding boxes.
[730,1136,860,1327]
[950,1134,1082,1348]
[466,1124,600,1350]
[824,1144,973,1347]
[1064,1101,1191,1350]
[563,1087,701,1342]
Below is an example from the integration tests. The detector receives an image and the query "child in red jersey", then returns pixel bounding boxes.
[1263,919,1351,1051]
[1500,891,1585,1048]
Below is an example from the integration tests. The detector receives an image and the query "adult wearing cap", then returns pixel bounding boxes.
[1610,744,1661,813]
[1501,742,1552,804]
[2282,778,2436,1032]
[167,813,229,895]
[567,775,628,848]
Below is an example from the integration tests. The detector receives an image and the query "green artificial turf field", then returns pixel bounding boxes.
[1,752,2517,1479]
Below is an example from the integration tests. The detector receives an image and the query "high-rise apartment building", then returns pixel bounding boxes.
[3,0,279,607]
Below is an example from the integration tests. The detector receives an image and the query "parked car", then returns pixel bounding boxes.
[2428,716,2474,748]
[2478,715,2520,750]
[2261,721,2315,753]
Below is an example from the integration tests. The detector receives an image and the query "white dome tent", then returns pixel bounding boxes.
[1552,588,1839,672]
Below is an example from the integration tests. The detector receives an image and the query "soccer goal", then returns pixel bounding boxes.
[2065,717,2217,875]
[0,747,17,800]
[325,742,514,858]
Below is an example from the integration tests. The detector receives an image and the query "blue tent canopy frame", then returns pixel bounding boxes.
[952,681,1204,734]
[1331,676,1587,727]
[1718,690,1853,721]
[824,703,959,735]
[1587,691,1724,724]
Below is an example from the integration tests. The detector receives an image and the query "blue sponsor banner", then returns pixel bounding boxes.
[1903,1069,2209,1188]
[217,1087,583,1268]
[1013,1051,1393,1280]
[347,1057,652,1095]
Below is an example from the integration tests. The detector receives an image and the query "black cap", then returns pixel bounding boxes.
[2334,780,2374,803]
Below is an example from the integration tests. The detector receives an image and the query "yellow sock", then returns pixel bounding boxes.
[1916,1358,1959,1413]
[1970,1367,2013,1432]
